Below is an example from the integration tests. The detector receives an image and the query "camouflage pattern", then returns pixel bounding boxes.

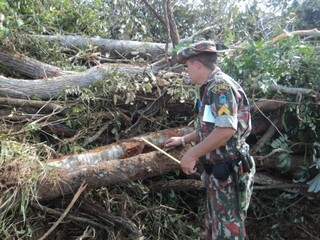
[197,68,252,164]
[176,41,217,64]
[196,68,255,239]
[202,166,255,240]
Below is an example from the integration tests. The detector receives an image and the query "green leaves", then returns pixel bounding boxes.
[308,173,320,193]
[271,135,293,172]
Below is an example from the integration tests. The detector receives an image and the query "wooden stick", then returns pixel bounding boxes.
[38,182,87,240]
[140,137,180,164]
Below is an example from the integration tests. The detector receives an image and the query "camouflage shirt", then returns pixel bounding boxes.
[196,68,251,164]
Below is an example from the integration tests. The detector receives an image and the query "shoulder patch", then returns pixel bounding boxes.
[211,82,231,94]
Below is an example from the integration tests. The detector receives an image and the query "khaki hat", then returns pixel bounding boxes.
[176,40,217,64]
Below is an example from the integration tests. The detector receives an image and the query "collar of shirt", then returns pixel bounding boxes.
[204,66,221,84]
[199,66,222,99]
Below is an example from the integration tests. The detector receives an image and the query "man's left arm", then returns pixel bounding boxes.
[180,127,235,174]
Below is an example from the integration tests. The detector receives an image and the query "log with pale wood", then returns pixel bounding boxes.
[0,50,70,79]
[31,35,170,59]
[38,149,184,201]
[38,127,193,200]
[46,127,193,170]
[0,63,148,99]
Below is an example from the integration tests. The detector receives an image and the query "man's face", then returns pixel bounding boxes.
[185,59,206,85]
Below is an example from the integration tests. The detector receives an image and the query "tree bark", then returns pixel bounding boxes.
[166,0,180,47]
[38,149,183,201]
[31,35,169,60]
[0,50,68,79]
[0,63,148,99]
[47,127,193,171]
[141,0,167,28]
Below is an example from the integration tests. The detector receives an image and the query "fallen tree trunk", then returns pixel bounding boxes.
[47,127,193,170]
[0,50,69,79]
[0,64,148,99]
[46,112,275,169]
[38,149,183,201]
[46,115,277,172]
[32,35,169,60]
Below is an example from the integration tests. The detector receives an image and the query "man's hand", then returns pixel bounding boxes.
[164,137,183,148]
[181,148,198,175]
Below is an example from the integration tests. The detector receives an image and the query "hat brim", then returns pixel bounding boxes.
[176,50,223,64]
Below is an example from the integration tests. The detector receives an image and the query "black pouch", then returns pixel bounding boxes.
[203,161,234,181]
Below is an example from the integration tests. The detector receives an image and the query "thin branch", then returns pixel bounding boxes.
[163,0,171,61]
[272,28,320,43]
[254,183,307,190]
[38,182,87,240]
[33,203,110,232]
[254,148,291,162]
[251,118,280,154]
[252,101,284,137]
[140,0,166,27]
[166,0,180,47]
[180,26,215,43]
[83,121,111,146]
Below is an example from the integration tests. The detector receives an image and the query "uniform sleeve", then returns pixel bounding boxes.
[208,81,238,130]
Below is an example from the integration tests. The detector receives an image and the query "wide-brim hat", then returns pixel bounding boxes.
[176,40,218,64]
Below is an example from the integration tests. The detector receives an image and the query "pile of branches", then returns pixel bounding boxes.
[0,28,320,239]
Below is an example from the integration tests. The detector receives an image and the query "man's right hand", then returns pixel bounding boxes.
[164,137,184,149]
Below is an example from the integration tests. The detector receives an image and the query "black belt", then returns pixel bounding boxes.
[202,159,236,181]
[202,156,254,177]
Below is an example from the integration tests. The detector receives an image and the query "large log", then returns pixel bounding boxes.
[46,115,273,172]
[38,149,183,201]
[32,35,169,60]
[0,64,148,99]
[0,50,69,79]
[47,127,193,170]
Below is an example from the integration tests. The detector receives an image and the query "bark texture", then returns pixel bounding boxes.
[0,64,148,99]
[38,150,182,201]
[47,127,193,170]
[32,35,169,59]
[0,50,68,78]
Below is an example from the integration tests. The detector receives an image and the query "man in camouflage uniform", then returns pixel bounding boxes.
[165,41,255,239]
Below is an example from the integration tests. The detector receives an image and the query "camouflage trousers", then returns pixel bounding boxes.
[202,161,255,240]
